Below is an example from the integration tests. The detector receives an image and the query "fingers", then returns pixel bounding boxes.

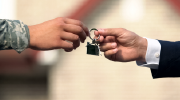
[64,49,73,52]
[59,41,74,50]
[63,24,86,43]
[94,30,99,36]
[94,31,104,42]
[94,35,104,43]
[98,28,126,37]
[64,18,90,36]
[60,32,80,49]
[59,40,80,52]
[58,18,89,51]
[103,36,115,43]
[100,42,117,52]
[104,48,118,59]
[95,30,116,43]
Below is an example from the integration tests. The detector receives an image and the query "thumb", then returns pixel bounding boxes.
[98,28,124,37]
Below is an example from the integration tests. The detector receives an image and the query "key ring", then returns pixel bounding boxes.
[89,28,100,41]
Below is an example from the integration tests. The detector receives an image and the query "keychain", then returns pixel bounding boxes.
[86,28,101,56]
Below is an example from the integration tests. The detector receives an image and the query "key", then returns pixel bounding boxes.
[86,28,101,56]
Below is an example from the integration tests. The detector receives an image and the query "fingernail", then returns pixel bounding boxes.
[111,43,117,48]
[98,29,104,33]
[113,48,118,53]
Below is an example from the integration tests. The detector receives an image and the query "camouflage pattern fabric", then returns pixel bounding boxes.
[0,19,30,53]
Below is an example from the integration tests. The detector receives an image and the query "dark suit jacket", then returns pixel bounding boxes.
[151,40,180,78]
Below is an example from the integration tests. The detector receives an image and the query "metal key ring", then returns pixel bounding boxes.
[89,28,100,41]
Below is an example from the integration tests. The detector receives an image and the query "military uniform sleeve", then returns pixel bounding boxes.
[0,19,30,53]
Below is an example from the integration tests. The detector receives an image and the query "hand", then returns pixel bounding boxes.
[28,17,89,52]
[95,28,147,62]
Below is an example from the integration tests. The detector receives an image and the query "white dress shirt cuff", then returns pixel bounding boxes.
[136,38,161,69]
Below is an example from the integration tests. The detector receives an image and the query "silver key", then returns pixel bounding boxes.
[86,28,101,56]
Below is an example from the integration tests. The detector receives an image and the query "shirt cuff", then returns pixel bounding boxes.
[136,38,161,69]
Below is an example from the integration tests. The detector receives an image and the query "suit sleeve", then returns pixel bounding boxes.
[151,40,180,78]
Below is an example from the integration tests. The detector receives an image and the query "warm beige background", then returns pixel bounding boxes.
[48,0,180,100]
[2,0,180,100]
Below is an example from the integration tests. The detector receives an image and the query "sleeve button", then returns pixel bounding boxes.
[155,53,160,58]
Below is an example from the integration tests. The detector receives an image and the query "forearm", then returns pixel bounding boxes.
[0,19,30,53]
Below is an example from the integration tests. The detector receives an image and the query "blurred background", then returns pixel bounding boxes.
[0,0,180,100]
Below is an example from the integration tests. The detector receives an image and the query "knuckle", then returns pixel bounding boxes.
[76,21,83,26]
[76,26,83,33]
[104,52,109,58]
[53,40,61,47]
[55,17,65,27]
[67,44,74,49]
[118,28,126,32]
[72,35,79,41]
[100,47,104,52]
[60,23,66,28]
[65,42,73,47]
[56,17,64,21]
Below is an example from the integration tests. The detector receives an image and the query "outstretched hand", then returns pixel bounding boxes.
[28,17,89,52]
[95,28,147,62]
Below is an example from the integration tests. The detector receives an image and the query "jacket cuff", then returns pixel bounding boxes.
[8,20,30,53]
[151,40,180,78]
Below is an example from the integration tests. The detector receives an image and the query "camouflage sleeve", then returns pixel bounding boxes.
[0,19,30,53]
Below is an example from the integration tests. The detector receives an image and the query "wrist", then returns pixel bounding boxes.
[28,25,37,49]
[137,37,147,62]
